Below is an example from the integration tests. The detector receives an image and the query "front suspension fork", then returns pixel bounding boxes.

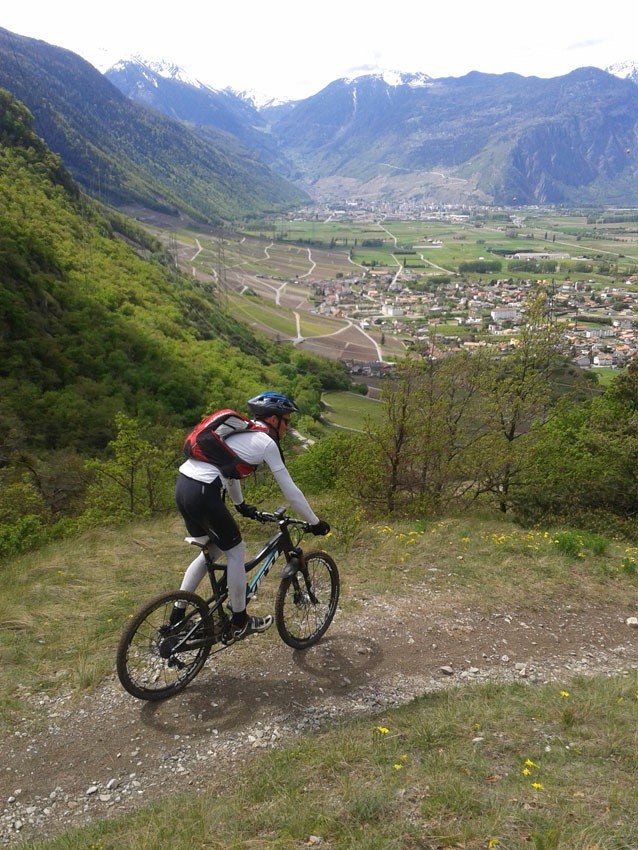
[282,548,318,604]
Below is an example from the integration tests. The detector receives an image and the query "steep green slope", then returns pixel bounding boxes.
[0,90,322,460]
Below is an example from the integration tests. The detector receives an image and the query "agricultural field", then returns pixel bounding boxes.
[235,215,638,299]
[159,211,638,288]
[321,390,384,430]
[160,209,638,369]
[192,231,355,282]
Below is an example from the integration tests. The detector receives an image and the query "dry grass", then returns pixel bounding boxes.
[1,509,637,848]
[1,509,634,714]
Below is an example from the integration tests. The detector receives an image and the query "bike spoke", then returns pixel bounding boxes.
[117,592,215,700]
[274,552,340,649]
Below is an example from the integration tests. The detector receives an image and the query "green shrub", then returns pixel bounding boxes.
[551,530,610,558]
[0,514,46,559]
[289,431,364,494]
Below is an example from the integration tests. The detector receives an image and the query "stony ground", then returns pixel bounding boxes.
[1,592,636,846]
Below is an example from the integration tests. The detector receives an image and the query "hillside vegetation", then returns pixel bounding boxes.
[0,28,307,223]
[4,85,638,557]
[0,90,350,550]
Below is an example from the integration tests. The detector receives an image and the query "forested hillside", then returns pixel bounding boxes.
[0,90,350,547]
[0,28,307,222]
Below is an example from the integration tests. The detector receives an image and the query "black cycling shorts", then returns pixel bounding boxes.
[174,473,242,550]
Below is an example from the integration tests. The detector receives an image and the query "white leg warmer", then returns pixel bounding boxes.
[178,545,223,594]
[225,540,247,614]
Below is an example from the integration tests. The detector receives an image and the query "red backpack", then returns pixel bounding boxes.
[182,409,270,479]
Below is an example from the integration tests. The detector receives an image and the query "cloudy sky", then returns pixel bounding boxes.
[2,0,635,100]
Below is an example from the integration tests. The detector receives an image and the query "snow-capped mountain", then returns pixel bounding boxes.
[229,87,294,109]
[105,56,297,109]
[103,56,284,165]
[108,55,219,91]
[606,60,638,84]
[342,69,433,89]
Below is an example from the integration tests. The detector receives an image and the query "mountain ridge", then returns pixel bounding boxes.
[105,56,638,207]
[105,55,638,107]
[0,28,307,223]
[2,25,638,215]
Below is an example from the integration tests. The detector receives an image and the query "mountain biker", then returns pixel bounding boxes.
[173,391,330,641]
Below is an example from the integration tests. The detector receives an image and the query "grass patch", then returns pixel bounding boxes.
[297,313,348,337]
[551,530,609,558]
[355,517,636,607]
[322,390,384,430]
[226,291,298,336]
[0,519,187,717]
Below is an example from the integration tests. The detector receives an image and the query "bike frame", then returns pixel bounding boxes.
[183,511,307,642]
[162,508,308,652]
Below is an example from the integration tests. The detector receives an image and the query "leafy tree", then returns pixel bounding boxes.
[353,295,569,518]
[290,431,363,494]
[410,351,492,512]
[353,362,422,514]
[466,295,565,512]
[512,385,638,536]
[458,259,502,274]
[608,358,638,411]
[84,414,179,520]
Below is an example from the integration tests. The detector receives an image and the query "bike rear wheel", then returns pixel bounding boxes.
[116,590,214,701]
[274,551,340,649]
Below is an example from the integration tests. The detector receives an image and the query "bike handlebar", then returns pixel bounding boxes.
[253,508,310,529]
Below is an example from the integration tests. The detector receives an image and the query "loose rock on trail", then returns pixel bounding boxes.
[1,595,636,845]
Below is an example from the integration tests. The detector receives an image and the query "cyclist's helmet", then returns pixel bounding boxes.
[247,391,299,420]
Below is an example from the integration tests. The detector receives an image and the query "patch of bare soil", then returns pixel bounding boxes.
[1,594,636,846]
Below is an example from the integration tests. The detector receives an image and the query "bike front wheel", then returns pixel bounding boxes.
[116,590,214,701]
[274,551,340,649]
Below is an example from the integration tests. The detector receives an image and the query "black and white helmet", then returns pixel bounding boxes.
[247,391,299,420]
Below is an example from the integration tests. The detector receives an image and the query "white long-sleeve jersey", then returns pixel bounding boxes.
[178,429,319,525]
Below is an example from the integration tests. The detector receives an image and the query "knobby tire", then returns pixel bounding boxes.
[116,590,214,701]
[274,551,340,649]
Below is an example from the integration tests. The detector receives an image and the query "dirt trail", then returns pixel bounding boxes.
[1,595,636,846]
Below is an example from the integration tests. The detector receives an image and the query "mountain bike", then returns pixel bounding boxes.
[116,507,340,701]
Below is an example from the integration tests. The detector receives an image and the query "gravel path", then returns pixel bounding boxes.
[1,596,636,846]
